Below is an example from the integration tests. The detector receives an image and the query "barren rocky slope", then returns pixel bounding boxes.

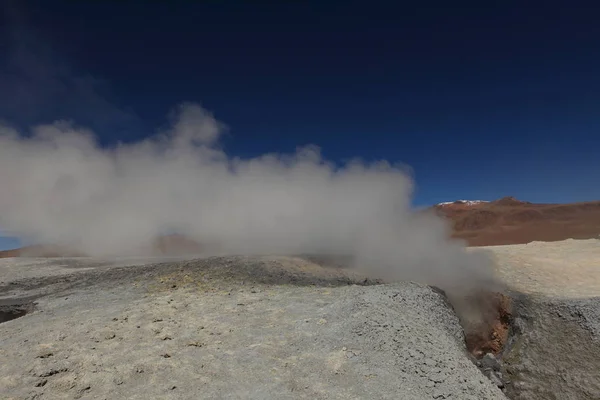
[434,197,600,246]
[1,257,504,400]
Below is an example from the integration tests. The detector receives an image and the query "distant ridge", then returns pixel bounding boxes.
[433,197,600,246]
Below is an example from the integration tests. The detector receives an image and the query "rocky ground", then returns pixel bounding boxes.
[499,295,600,400]
[1,256,505,400]
[1,239,600,399]
[479,239,600,400]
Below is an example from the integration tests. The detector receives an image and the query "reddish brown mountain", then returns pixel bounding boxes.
[434,197,600,246]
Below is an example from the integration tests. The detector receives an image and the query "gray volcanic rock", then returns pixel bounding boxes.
[478,239,600,400]
[0,256,506,399]
[500,296,600,400]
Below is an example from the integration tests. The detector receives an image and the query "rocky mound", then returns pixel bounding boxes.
[0,256,506,399]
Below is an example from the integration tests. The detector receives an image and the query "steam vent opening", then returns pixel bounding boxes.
[0,303,34,324]
[463,292,513,357]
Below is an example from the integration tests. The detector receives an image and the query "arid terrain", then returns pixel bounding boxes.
[1,256,508,400]
[2,197,598,258]
[1,197,599,399]
[1,240,600,399]
[434,197,600,247]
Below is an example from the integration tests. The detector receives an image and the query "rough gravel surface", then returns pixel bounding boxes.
[479,239,600,400]
[499,296,600,400]
[0,256,506,400]
[4,238,600,400]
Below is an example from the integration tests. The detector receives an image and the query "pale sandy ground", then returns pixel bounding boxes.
[474,238,600,298]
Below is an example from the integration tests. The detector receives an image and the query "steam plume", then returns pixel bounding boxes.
[0,103,498,295]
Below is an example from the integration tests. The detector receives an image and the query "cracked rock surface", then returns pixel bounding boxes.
[500,296,600,400]
[0,256,506,399]
[478,240,600,400]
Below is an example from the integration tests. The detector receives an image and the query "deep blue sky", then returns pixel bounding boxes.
[1,1,600,249]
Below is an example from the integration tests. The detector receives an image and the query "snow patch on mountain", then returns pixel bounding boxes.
[437,200,490,206]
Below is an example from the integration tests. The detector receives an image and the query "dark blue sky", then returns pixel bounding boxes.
[1,1,599,209]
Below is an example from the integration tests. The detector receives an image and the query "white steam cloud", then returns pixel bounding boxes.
[0,103,497,294]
